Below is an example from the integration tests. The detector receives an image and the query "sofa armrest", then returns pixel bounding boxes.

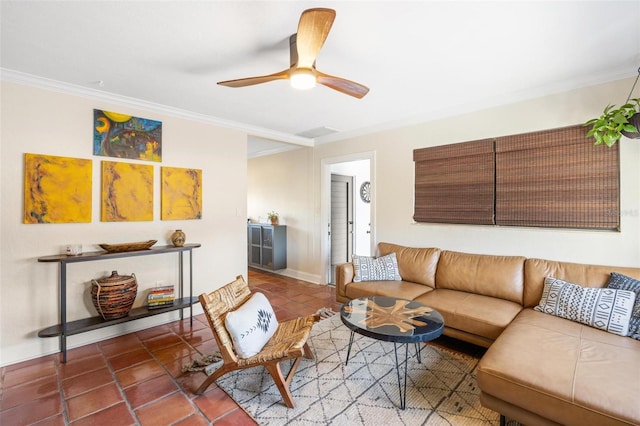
[335,263,354,301]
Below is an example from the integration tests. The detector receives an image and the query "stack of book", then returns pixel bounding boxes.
[147,285,175,309]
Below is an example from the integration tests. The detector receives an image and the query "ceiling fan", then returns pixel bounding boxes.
[217,8,369,99]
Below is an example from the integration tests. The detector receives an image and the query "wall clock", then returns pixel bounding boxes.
[360,181,371,203]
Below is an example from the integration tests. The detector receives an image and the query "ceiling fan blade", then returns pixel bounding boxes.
[296,8,335,68]
[316,71,369,99]
[217,8,369,98]
[217,69,290,87]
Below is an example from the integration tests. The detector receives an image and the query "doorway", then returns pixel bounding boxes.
[330,174,354,283]
[322,154,374,284]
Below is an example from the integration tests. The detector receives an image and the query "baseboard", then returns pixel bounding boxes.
[251,267,322,285]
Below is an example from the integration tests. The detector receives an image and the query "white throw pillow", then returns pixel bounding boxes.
[352,253,401,282]
[534,277,636,336]
[225,292,278,358]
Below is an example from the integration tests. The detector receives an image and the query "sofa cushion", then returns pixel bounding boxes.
[606,272,640,340]
[435,250,525,304]
[345,280,432,301]
[415,289,522,341]
[534,277,635,337]
[477,309,640,425]
[378,242,440,288]
[352,253,401,282]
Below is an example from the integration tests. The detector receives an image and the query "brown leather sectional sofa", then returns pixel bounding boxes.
[335,242,640,425]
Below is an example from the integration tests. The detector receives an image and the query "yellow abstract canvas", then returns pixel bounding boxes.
[161,167,202,220]
[24,153,92,224]
[101,161,153,222]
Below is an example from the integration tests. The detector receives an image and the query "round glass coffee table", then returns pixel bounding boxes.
[340,296,444,409]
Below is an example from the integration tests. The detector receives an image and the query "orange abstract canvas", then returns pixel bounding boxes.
[101,161,153,222]
[24,153,92,224]
[161,167,202,220]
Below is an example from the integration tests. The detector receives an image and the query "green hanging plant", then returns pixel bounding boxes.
[585,67,640,147]
[584,98,640,147]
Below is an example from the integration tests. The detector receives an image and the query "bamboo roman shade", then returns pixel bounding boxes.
[495,125,619,229]
[414,139,495,224]
[414,125,620,230]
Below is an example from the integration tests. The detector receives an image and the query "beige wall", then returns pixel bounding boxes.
[249,77,640,283]
[0,82,249,366]
[247,148,318,282]
[3,76,640,366]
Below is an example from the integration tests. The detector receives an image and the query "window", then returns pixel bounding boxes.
[414,125,620,230]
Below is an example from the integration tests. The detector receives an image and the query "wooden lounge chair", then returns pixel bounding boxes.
[195,275,318,408]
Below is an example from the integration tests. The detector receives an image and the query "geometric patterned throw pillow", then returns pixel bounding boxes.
[534,277,636,337]
[352,253,401,282]
[225,292,278,359]
[606,272,640,340]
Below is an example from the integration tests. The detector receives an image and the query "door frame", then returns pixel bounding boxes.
[320,151,375,284]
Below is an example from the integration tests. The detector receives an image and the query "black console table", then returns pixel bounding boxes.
[38,243,201,362]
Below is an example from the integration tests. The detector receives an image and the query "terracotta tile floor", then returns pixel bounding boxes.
[0,268,484,425]
[0,269,342,426]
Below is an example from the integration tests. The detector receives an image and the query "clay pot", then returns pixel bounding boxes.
[171,229,186,247]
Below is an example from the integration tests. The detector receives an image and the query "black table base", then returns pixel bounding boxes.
[344,330,423,410]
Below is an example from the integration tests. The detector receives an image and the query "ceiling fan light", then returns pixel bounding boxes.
[290,69,316,90]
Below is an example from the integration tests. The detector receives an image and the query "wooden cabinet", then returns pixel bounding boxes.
[248,224,286,270]
[37,243,200,362]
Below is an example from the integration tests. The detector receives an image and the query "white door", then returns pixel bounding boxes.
[330,174,354,284]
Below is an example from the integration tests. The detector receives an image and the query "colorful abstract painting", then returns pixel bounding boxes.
[101,161,154,222]
[24,153,93,224]
[161,167,202,220]
[94,109,162,162]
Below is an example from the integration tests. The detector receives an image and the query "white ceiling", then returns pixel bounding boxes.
[2,1,639,157]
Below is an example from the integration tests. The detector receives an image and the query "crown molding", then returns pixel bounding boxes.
[0,68,313,147]
[314,67,638,145]
[248,145,302,159]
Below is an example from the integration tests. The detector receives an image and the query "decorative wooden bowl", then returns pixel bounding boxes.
[98,240,157,253]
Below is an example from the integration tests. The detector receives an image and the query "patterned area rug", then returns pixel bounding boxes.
[215,313,502,425]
